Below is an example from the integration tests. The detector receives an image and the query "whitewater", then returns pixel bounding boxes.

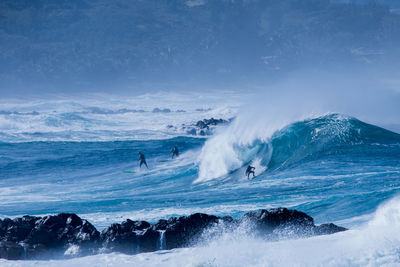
[1,91,400,266]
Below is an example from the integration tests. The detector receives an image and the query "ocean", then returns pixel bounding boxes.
[1,92,400,266]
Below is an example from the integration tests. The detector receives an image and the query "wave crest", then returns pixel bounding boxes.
[196,114,400,183]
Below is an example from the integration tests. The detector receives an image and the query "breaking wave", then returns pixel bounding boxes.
[197,113,400,182]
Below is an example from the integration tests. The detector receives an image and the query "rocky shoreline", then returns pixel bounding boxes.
[0,208,346,260]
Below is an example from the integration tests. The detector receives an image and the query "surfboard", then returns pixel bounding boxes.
[247,175,257,180]
[123,170,136,173]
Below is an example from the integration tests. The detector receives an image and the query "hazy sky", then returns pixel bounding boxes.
[0,0,399,99]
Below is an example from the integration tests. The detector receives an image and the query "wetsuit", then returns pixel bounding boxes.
[171,146,179,159]
[246,165,255,179]
[138,152,148,169]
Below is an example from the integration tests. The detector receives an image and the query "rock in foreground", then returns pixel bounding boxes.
[0,208,346,260]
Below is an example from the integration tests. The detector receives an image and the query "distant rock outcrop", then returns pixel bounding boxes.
[152,108,171,113]
[179,117,231,136]
[0,208,347,260]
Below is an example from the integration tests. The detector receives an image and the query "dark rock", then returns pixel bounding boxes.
[8,216,39,242]
[88,107,140,115]
[125,219,151,231]
[314,223,348,235]
[162,213,219,250]
[117,108,135,113]
[0,218,13,240]
[152,108,171,113]
[101,223,139,254]
[221,216,236,224]
[26,213,99,248]
[0,241,25,260]
[204,118,228,126]
[195,118,228,129]
[154,219,168,231]
[0,209,347,260]
[138,228,159,252]
[100,214,219,253]
[184,117,231,136]
[0,216,39,243]
[101,219,153,254]
[243,208,315,235]
[196,120,209,129]
[196,108,212,112]
[21,243,54,260]
[0,213,99,260]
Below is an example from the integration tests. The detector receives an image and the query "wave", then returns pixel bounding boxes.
[0,93,239,142]
[196,114,400,183]
[175,196,400,267]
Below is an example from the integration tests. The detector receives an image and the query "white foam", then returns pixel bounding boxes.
[4,196,399,267]
[195,107,323,183]
[79,203,274,229]
[0,92,242,142]
[64,245,80,256]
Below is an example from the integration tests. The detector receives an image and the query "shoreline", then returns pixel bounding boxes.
[0,208,346,260]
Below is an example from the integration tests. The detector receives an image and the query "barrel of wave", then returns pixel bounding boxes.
[195,113,282,183]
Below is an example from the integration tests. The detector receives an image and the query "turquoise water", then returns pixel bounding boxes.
[1,114,399,231]
[1,95,400,266]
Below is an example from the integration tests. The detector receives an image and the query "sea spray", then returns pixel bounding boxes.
[196,114,376,182]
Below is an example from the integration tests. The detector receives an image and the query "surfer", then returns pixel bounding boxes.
[246,165,255,179]
[170,146,179,159]
[138,152,148,169]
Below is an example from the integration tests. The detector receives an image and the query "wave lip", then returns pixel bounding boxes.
[196,113,400,183]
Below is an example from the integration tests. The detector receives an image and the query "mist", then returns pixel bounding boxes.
[240,67,400,132]
[1,0,400,98]
[196,65,400,182]
[2,1,400,264]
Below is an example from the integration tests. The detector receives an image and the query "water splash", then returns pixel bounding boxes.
[158,230,166,250]
[196,113,400,183]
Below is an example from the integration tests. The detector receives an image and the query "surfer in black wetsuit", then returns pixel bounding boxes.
[246,165,255,179]
[170,146,179,159]
[138,152,148,169]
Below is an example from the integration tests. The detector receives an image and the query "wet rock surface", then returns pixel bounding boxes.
[0,213,100,260]
[178,117,232,136]
[0,208,346,260]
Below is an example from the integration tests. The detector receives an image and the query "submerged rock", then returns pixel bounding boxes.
[0,208,346,260]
